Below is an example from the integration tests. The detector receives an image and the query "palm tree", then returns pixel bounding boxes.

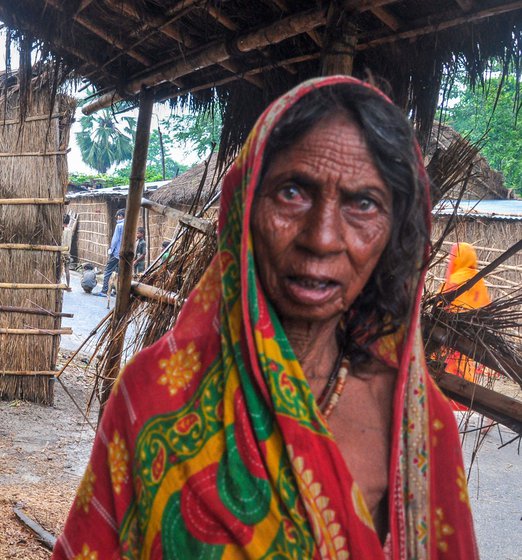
[76,110,136,173]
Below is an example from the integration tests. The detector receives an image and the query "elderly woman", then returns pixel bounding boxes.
[53,77,478,559]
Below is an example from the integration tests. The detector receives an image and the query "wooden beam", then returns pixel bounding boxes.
[153,52,320,104]
[0,113,65,125]
[435,372,522,435]
[359,1,522,50]
[1,371,56,376]
[76,0,96,14]
[0,150,68,157]
[0,305,73,318]
[344,0,399,13]
[454,0,474,11]
[141,198,213,234]
[100,88,154,407]
[0,244,67,251]
[82,7,326,115]
[99,0,261,89]
[0,283,67,290]
[206,4,238,31]
[0,327,72,335]
[0,198,63,205]
[130,281,178,305]
[321,3,358,76]
[47,0,153,67]
[370,6,402,31]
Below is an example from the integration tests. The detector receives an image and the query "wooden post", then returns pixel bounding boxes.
[321,2,358,76]
[100,87,154,408]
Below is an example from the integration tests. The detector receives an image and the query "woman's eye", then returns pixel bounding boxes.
[356,197,377,211]
[278,185,302,201]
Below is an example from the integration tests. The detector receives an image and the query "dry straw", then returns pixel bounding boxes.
[0,73,75,404]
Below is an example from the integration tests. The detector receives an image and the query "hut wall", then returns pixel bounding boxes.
[0,83,75,403]
[428,217,522,301]
[146,205,218,263]
[68,195,126,267]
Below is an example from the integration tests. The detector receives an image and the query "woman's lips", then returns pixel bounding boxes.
[284,275,340,305]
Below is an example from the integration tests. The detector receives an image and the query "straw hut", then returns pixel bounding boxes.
[426,122,511,200]
[147,155,222,258]
[0,71,75,404]
[67,181,169,267]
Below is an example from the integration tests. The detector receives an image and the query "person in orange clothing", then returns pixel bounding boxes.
[440,242,491,386]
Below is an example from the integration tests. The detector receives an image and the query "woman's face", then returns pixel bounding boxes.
[251,115,392,330]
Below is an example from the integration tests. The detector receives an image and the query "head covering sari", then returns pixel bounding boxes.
[442,242,491,310]
[441,242,492,388]
[54,77,478,560]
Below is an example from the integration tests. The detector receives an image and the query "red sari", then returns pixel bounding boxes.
[53,77,478,560]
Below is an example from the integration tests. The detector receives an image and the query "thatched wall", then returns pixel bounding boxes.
[427,217,522,301]
[68,194,125,267]
[0,78,75,403]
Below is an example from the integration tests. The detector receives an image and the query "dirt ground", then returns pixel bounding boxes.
[0,352,98,558]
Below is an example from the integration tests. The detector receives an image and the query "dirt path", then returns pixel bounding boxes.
[0,353,97,558]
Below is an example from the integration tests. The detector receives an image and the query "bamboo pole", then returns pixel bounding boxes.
[141,198,212,234]
[0,112,65,125]
[82,7,327,114]
[1,371,56,376]
[0,150,69,157]
[0,283,67,290]
[47,0,153,67]
[0,328,72,335]
[130,281,178,305]
[0,305,73,318]
[0,244,68,251]
[434,372,522,435]
[359,1,522,50]
[0,198,64,205]
[100,88,154,408]
[154,53,320,104]
[321,3,357,76]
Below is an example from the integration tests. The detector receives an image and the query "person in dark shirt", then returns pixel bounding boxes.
[134,227,146,275]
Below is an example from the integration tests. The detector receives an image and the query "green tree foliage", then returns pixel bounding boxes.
[444,76,522,195]
[167,109,222,158]
[111,128,189,183]
[76,111,136,173]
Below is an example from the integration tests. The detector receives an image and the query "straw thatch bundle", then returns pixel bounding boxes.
[0,71,75,404]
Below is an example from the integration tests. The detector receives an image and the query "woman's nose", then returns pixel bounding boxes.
[296,201,345,256]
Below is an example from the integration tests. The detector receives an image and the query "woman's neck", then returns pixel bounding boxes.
[282,318,341,381]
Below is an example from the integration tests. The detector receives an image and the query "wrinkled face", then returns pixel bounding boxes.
[251,115,392,329]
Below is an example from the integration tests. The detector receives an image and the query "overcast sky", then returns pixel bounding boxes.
[0,32,200,176]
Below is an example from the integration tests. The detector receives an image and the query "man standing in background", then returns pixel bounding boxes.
[97,208,125,297]
[133,227,146,275]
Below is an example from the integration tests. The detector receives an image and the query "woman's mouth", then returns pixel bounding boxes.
[285,275,339,304]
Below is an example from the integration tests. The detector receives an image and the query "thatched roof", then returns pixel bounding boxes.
[150,153,222,207]
[426,122,511,200]
[0,1,520,158]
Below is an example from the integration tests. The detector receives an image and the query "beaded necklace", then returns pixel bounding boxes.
[316,353,350,419]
